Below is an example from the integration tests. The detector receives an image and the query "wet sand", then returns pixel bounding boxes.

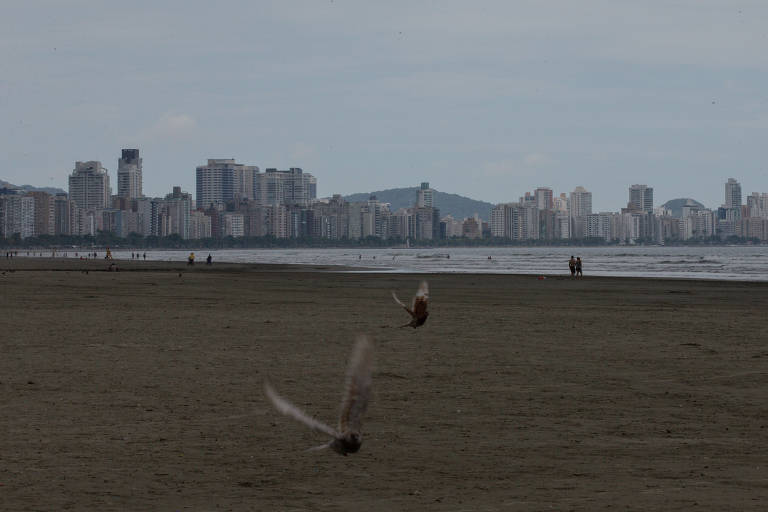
[1,258,767,510]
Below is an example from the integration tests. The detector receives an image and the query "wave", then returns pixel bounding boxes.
[658,259,722,264]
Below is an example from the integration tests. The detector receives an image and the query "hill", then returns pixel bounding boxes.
[661,198,706,218]
[0,179,66,196]
[344,187,494,221]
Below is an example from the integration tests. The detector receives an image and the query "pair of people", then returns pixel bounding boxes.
[568,255,583,277]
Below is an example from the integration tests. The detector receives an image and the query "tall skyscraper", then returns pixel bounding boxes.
[417,182,434,208]
[117,149,142,199]
[195,159,259,209]
[569,186,592,238]
[68,161,111,210]
[628,184,653,212]
[725,178,741,209]
[535,187,553,210]
[569,186,592,217]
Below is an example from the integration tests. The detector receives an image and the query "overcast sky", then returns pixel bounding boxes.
[2,1,767,211]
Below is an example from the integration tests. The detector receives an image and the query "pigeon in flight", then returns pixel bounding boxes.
[264,336,374,456]
[392,280,429,328]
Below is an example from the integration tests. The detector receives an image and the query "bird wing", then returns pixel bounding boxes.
[411,280,429,310]
[339,336,374,434]
[264,382,338,438]
[392,291,413,315]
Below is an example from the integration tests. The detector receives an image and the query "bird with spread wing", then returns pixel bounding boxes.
[264,336,374,456]
[392,280,429,328]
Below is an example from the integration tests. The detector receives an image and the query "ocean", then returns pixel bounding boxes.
[108,245,768,282]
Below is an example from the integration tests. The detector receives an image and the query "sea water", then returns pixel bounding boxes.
[110,246,768,282]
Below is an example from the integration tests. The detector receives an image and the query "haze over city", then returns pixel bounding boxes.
[2,1,767,211]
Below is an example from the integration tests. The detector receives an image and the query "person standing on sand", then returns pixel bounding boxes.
[206,254,212,265]
[188,252,195,266]
[569,255,576,277]
[576,257,583,277]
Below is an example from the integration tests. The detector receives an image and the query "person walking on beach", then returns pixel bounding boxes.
[568,255,576,277]
[206,254,212,265]
[576,257,583,278]
[188,252,195,266]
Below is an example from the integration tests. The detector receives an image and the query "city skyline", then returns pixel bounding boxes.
[3,149,765,214]
[4,146,768,244]
[3,2,768,211]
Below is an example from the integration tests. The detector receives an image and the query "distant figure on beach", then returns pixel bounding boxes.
[206,254,212,265]
[188,252,195,266]
[143,252,146,261]
[105,248,112,260]
[576,257,583,277]
[264,336,374,456]
[568,255,576,277]
[392,281,430,328]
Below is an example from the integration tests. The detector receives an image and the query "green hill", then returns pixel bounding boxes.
[0,179,66,196]
[661,198,706,218]
[344,187,493,221]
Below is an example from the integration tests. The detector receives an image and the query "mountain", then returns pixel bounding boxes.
[0,179,66,195]
[661,198,706,218]
[343,187,494,221]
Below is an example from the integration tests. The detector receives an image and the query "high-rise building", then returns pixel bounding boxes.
[196,159,259,209]
[27,191,55,236]
[417,182,434,208]
[68,161,111,210]
[535,187,553,210]
[725,178,742,209]
[254,168,315,206]
[117,149,142,199]
[628,184,653,212]
[569,186,592,238]
[0,194,35,239]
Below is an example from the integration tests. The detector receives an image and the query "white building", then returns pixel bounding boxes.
[569,186,592,238]
[417,182,434,208]
[255,168,315,207]
[222,212,245,237]
[0,194,35,239]
[69,161,111,210]
[117,149,142,199]
[189,210,212,239]
[682,209,715,240]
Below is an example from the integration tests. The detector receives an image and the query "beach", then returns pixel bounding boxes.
[1,258,767,510]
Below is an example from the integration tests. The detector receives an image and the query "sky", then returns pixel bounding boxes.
[1,0,767,211]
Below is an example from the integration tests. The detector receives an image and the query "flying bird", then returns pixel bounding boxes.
[392,280,429,328]
[264,335,374,456]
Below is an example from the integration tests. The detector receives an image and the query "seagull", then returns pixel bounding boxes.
[264,335,374,456]
[392,280,429,328]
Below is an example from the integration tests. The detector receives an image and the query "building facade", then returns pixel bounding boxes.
[117,149,142,199]
[68,161,111,210]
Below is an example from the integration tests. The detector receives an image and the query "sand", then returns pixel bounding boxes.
[1,257,767,510]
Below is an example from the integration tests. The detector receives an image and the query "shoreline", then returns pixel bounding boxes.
[3,256,768,285]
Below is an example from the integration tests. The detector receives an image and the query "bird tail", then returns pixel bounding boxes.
[306,440,333,452]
